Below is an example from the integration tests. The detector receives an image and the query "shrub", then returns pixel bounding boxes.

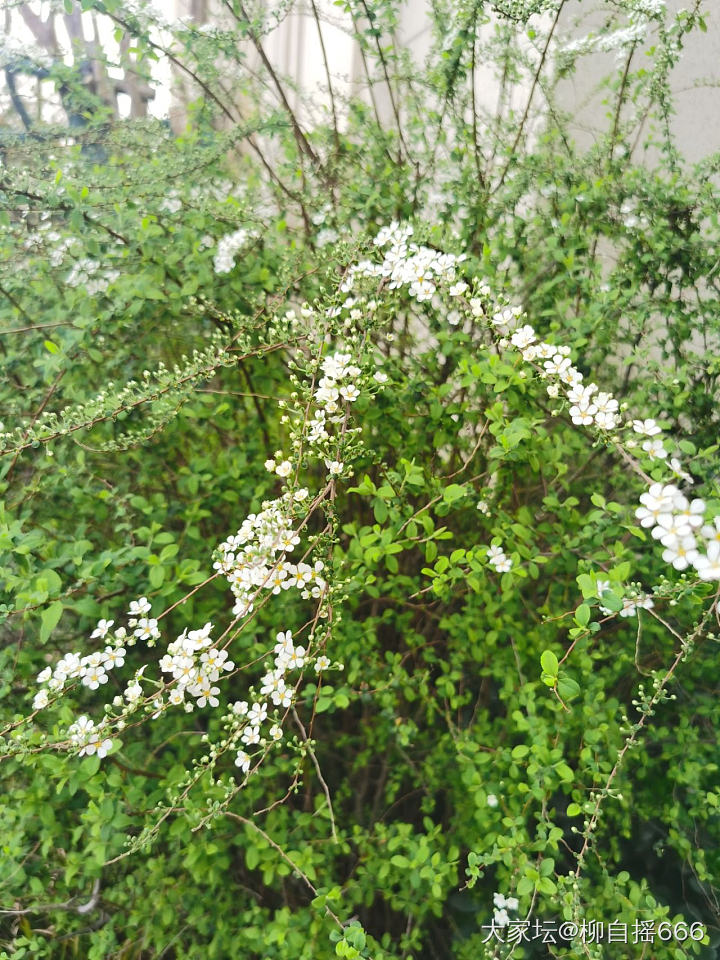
[0,1,718,957]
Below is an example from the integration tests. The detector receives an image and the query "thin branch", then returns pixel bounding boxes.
[493,0,566,193]
[292,707,337,842]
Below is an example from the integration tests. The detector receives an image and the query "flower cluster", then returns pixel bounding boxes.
[596,579,655,618]
[342,221,465,302]
[482,304,720,593]
[33,620,129,710]
[213,227,255,274]
[214,495,326,619]
[487,543,512,573]
[635,484,720,578]
[231,628,330,772]
[31,334,370,768]
[493,892,519,928]
[67,715,113,759]
[66,258,120,296]
[157,622,234,710]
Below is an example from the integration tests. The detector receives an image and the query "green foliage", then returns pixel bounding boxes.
[0,0,719,958]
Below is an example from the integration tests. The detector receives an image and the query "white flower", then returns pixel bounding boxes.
[594,392,618,415]
[125,682,143,703]
[194,682,220,708]
[569,404,596,426]
[264,459,276,472]
[340,384,360,402]
[235,750,251,773]
[69,715,94,743]
[247,701,267,726]
[566,383,596,405]
[314,655,331,673]
[595,579,611,599]
[33,689,49,710]
[274,630,294,653]
[487,544,512,572]
[669,457,693,484]
[36,667,52,684]
[200,648,234,675]
[260,670,284,697]
[241,725,261,745]
[700,517,720,544]
[594,411,618,431]
[128,597,151,618]
[694,541,720,580]
[91,619,114,640]
[103,646,126,670]
[642,438,667,459]
[633,418,661,436]
[286,645,306,670]
[134,618,160,643]
[635,483,676,527]
[544,354,572,377]
[674,496,705,529]
[269,724,283,742]
[82,666,108,690]
[326,460,343,475]
[232,700,249,716]
[487,794,498,808]
[619,595,654,617]
[662,536,698,570]
[82,736,113,759]
[476,500,490,515]
[85,649,106,671]
[510,325,536,349]
[54,652,82,680]
[651,514,691,545]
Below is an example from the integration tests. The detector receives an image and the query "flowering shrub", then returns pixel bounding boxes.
[1,1,719,958]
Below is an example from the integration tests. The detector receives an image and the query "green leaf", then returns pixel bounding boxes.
[160,543,179,562]
[575,603,590,627]
[576,573,595,598]
[44,340,59,354]
[517,876,534,896]
[373,499,388,523]
[442,484,466,504]
[40,601,63,643]
[540,650,558,677]
[80,754,101,778]
[557,676,581,700]
[600,591,624,612]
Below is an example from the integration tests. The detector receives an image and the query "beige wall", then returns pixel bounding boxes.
[169,0,719,162]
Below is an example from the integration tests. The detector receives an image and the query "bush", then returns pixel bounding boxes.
[0,1,719,957]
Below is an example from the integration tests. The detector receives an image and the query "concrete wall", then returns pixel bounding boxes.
[168,0,720,163]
